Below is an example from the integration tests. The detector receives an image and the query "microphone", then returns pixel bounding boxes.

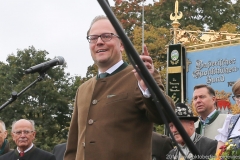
[25,56,65,74]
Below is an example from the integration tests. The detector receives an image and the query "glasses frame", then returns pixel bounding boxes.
[86,33,119,43]
[232,94,240,101]
[13,130,34,136]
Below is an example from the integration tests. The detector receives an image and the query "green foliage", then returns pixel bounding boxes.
[86,64,98,79]
[154,124,165,134]
[111,0,143,38]
[219,22,238,33]
[112,0,240,34]
[0,46,81,151]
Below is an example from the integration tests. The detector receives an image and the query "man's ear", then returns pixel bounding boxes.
[212,96,216,102]
[120,41,124,53]
[212,96,217,107]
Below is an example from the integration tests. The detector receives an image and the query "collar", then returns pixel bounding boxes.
[179,132,195,148]
[190,132,196,141]
[200,109,216,124]
[17,143,34,153]
[98,60,123,74]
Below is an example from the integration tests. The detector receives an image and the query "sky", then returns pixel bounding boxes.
[0,0,118,77]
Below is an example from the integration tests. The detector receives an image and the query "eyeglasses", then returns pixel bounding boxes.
[232,94,240,101]
[86,33,119,43]
[13,130,34,135]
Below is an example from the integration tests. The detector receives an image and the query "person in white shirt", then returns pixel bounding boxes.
[64,15,175,160]
[215,79,240,150]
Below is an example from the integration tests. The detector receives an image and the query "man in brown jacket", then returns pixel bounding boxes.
[64,15,174,160]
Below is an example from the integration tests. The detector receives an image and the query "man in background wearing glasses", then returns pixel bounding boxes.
[64,15,174,160]
[0,119,56,160]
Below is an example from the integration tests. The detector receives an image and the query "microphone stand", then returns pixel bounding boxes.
[0,72,46,111]
[97,0,201,159]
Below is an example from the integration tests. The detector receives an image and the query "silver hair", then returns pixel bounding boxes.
[11,119,35,132]
[0,120,6,131]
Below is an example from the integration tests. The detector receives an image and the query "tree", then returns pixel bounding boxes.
[131,24,170,87]
[112,0,240,32]
[111,0,144,38]
[85,64,98,79]
[0,46,80,151]
[219,23,238,33]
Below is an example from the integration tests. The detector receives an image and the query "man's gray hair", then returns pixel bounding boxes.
[11,119,35,132]
[0,120,6,131]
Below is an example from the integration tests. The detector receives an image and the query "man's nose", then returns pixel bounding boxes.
[96,37,104,44]
[19,132,27,136]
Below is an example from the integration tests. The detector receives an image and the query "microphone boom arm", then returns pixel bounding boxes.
[0,73,45,111]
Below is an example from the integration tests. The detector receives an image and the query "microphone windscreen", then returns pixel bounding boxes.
[56,56,65,65]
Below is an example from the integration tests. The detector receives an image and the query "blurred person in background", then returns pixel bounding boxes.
[0,120,10,156]
[167,103,217,160]
[215,79,240,150]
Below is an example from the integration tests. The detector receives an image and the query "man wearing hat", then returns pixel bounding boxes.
[167,103,217,160]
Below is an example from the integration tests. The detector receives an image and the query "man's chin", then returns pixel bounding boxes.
[174,135,181,139]
[95,58,109,64]
[196,108,204,113]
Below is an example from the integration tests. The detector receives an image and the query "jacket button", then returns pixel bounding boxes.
[88,119,94,124]
[92,99,98,104]
[82,142,85,147]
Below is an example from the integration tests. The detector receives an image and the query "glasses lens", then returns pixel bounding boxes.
[87,33,117,43]
[14,130,32,135]
[87,35,98,43]
[232,95,240,101]
[101,33,112,42]
[236,95,240,99]
[15,131,22,135]
[23,130,30,134]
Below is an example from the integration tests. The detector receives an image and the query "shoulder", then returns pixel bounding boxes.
[197,135,217,146]
[218,113,229,118]
[80,76,96,86]
[53,143,66,153]
[0,150,15,159]
[77,77,97,93]
[53,143,66,149]
[152,132,171,142]
[34,148,56,159]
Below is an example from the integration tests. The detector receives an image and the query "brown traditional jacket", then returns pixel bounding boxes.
[64,65,174,160]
